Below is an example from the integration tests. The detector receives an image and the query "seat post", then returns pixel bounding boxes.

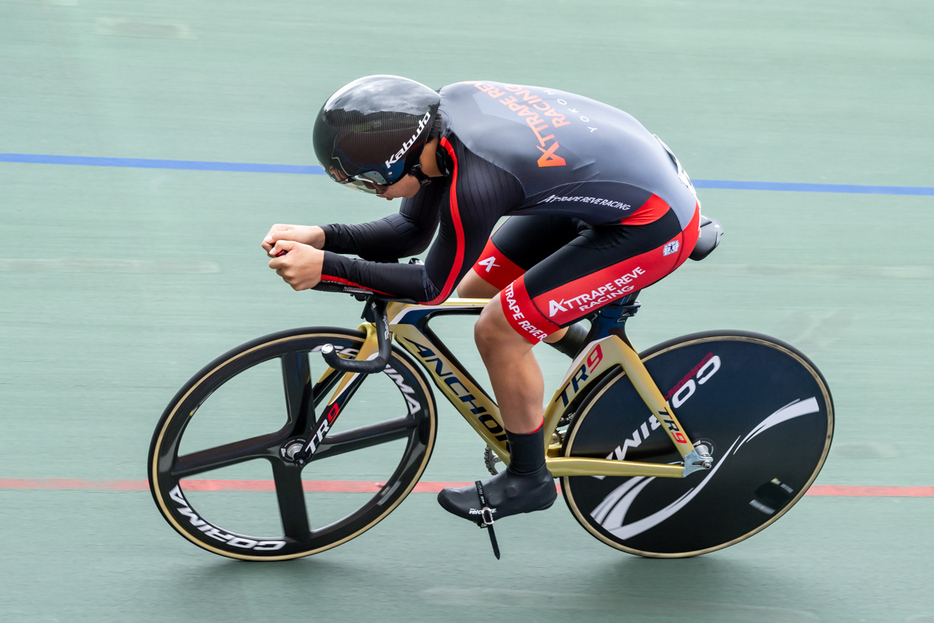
[585,290,642,348]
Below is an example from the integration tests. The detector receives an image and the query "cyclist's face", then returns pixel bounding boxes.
[376,173,421,201]
[329,166,421,200]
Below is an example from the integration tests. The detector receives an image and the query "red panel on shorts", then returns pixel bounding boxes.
[471,238,526,291]
[500,277,560,343]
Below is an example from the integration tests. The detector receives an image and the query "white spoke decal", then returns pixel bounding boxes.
[591,477,648,525]
[589,396,822,541]
[593,438,739,540]
[737,397,820,451]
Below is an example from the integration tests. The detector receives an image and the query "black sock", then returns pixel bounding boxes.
[505,423,545,474]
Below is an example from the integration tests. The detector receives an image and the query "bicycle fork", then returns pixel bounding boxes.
[281,316,386,466]
[614,342,713,476]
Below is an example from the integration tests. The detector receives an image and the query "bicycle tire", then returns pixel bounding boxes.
[561,331,833,558]
[148,327,437,561]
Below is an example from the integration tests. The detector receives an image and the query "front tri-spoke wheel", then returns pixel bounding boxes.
[148,328,437,560]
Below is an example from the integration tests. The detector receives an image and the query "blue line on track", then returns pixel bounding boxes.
[0,153,321,175]
[2,153,932,196]
[691,179,933,196]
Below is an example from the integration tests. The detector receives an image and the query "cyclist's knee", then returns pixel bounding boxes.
[473,305,498,357]
[475,298,519,358]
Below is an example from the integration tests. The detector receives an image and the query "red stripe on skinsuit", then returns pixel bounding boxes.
[319,274,393,296]
[625,193,670,226]
[426,137,466,305]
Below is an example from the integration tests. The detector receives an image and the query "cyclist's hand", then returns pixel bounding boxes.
[267,240,324,291]
[263,224,325,253]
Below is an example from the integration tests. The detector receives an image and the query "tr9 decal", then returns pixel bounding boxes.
[659,411,688,444]
[304,414,333,457]
[300,402,342,458]
[556,345,604,407]
[602,352,722,464]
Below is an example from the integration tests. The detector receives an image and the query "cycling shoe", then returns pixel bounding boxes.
[437,465,557,523]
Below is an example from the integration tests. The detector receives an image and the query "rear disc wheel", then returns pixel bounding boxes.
[562,331,833,557]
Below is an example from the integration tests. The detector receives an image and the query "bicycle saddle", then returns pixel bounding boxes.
[689,215,724,261]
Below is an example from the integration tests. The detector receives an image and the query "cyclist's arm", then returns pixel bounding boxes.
[319,183,444,262]
[320,149,523,302]
[262,224,325,253]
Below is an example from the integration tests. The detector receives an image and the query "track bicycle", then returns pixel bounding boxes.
[148,224,834,561]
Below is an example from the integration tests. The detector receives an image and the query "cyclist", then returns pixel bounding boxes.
[263,75,701,527]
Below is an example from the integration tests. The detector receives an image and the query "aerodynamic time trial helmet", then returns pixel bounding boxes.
[313,75,441,194]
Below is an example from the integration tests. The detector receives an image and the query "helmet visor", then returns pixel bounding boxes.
[328,167,391,195]
[341,177,390,195]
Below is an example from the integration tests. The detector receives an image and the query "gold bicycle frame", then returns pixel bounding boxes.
[322,298,706,481]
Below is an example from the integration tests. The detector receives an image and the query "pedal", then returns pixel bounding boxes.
[474,480,501,560]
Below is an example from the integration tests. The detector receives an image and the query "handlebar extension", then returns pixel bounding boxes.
[321,298,392,375]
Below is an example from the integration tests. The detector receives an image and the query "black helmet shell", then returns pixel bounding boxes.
[313,75,440,185]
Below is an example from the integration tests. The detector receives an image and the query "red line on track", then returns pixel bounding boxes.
[0,479,932,497]
[0,478,473,493]
[0,478,149,491]
[805,485,934,497]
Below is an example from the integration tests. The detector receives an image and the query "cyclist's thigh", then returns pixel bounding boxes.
[503,207,700,341]
[470,214,586,290]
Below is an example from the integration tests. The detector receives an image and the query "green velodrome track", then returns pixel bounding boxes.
[1,1,932,621]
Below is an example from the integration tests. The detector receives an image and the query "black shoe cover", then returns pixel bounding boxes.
[438,465,557,523]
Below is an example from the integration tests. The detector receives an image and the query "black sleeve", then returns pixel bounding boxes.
[320,143,524,303]
[319,183,444,262]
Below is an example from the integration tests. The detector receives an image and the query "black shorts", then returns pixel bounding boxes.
[470,205,700,343]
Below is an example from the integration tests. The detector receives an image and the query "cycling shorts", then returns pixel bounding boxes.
[471,203,701,343]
